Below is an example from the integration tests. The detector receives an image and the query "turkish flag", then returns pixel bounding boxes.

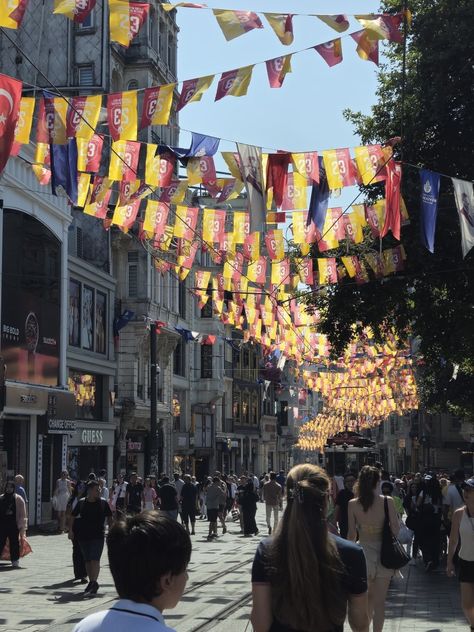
[0,73,22,174]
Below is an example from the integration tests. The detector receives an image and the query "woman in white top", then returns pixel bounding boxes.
[447,477,474,630]
[348,465,400,632]
[54,470,72,533]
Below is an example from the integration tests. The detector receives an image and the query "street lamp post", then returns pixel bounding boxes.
[146,323,159,476]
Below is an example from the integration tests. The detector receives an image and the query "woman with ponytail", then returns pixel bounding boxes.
[251,464,369,632]
[348,466,400,632]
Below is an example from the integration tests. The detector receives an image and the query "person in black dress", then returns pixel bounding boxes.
[181,474,197,535]
[241,480,259,537]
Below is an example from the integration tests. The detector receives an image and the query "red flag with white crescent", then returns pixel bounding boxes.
[0,73,22,174]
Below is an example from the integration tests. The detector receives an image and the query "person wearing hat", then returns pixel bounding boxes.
[448,477,474,630]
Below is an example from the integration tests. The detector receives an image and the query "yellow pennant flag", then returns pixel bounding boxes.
[221,152,242,180]
[233,211,249,244]
[107,90,138,141]
[73,95,102,140]
[109,0,131,46]
[145,143,160,187]
[341,256,357,278]
[35,142,50,166]
[0,0,25,28]
[177,76,214,111]
[292,211,307,244]
[354,145,385,185]
[14,97,35,146]
[316,14,350,33]
[77,174,91,208]
[264,13,294,45]
[212,9,263,41]
[170,180,189,204]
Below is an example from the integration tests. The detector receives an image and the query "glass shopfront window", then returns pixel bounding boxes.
[68,371,103,420]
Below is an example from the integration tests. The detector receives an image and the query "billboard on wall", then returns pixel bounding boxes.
[1,210,61,386]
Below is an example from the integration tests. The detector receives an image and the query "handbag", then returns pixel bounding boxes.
[381,497,411,569]
[231,507,240,522]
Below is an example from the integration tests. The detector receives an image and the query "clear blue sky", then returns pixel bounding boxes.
[175,0,384,157]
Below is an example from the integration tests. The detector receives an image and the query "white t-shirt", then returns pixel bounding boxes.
[73,599,176,632]
[443,483,465,512]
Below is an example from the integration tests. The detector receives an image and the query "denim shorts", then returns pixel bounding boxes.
[79,538,104,562]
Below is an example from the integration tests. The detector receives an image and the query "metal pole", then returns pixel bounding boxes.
[148,324,158,476]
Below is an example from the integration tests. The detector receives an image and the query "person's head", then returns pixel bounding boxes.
[381,481,394,496]
[98,477,105,489]
[14,474,24,486]
[269,464,346,631]
[212,476,220,484]
[270,472,277,481]
[88,472,97,481]
[191,476,196,483]
[61,470,69,479]
[463,479,474,503]
[145,477,152,488]
[173,472,180,481]
[374,461,383,471]
[356,465,380,511]
[86,480,100,500]
[245,480,254,492]
[279,470,284,476]
[107,513,191,609]
[409,481,418,495]
[414,472,422,484]
[343,472,356,491]
[4,479,15,495]
[162,476,170,484]
[439,477,448,489]
[130,473,137,484]
[454,469,466,483]
[184,474,191,484]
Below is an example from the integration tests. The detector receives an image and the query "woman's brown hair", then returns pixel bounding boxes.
[356,465,380,511]
[268,464,346,632]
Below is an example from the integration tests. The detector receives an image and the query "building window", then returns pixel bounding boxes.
[77,8,94,29]
[82,285,94,350]
[159,21,167,60]
[78,65,94,87]
[95,291,106,354]
[178,280,186,318]
[127,80,139,91]
[69,279,81,347]
[201,345,213,378]
[68,371,103,420]
[251,392,259,425]
[168,33,175,73]
[173,339,186,377]
[233,389,241,422]
[127,251,138,297]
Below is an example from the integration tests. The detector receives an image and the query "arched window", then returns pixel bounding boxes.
[127,79,139,91]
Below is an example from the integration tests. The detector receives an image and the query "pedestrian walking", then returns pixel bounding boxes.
[417,475,443,571]
[69,480,113,596]
[241,480,259,537]
[205,476,226,540]
[251,464,369,632]
[73,513,192,632]
[53,470,72,533]
[14,474,28,505]
[447,477,474,630]
[263,472,282,535]
[348,465,400,632]
[335,472,355,539]
[180,475,197,535]
[0,479,27,568]
[125,473,144,514]
[143,478,158,510]
[112,475,128,518]
[404,480,421,561]
[158,477,179,521]
[66,481,87,583]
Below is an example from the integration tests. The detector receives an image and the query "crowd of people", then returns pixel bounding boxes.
[2,462,474,632]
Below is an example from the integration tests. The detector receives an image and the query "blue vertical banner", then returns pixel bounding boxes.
[420,168,440,252]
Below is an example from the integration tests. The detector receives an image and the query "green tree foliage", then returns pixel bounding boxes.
[303,0,474,419]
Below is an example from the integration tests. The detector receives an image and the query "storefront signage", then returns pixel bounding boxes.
[81,429,104,445]
[127,439,143,452]
[20,394,37,404]
[48,419,77,434]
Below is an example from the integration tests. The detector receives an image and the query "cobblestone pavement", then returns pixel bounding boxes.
[0,506,467,632]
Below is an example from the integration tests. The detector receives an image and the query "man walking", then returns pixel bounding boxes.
[205,476,226,541]
[69,480,113,595]
[263,472,282,535]
[335,472,356,539]
[158,477,179,521]
[125,473,143,515]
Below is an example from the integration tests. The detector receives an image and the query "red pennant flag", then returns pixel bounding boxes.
[314,39,343,67]
[79,134,103,172]
[292,151,319,183]
[0,73,22,174]
[4,0,28,28]
[74,0,96,22]
[265,55,292,89]
[129,3,150,42]
[140,85,173,129]
[381,161,402,240]
[267,153,291,208]
[351,30,379,65]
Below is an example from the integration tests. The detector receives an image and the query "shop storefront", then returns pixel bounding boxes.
[126,432,147,477]
[67,423,115,481]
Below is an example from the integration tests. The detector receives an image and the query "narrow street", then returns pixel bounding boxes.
[0,506,466,632]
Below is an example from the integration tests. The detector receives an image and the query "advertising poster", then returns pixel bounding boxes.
[82,286,94,350]
[1,210,60,386]
[95,291,106,354]
[68,279,81,347]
